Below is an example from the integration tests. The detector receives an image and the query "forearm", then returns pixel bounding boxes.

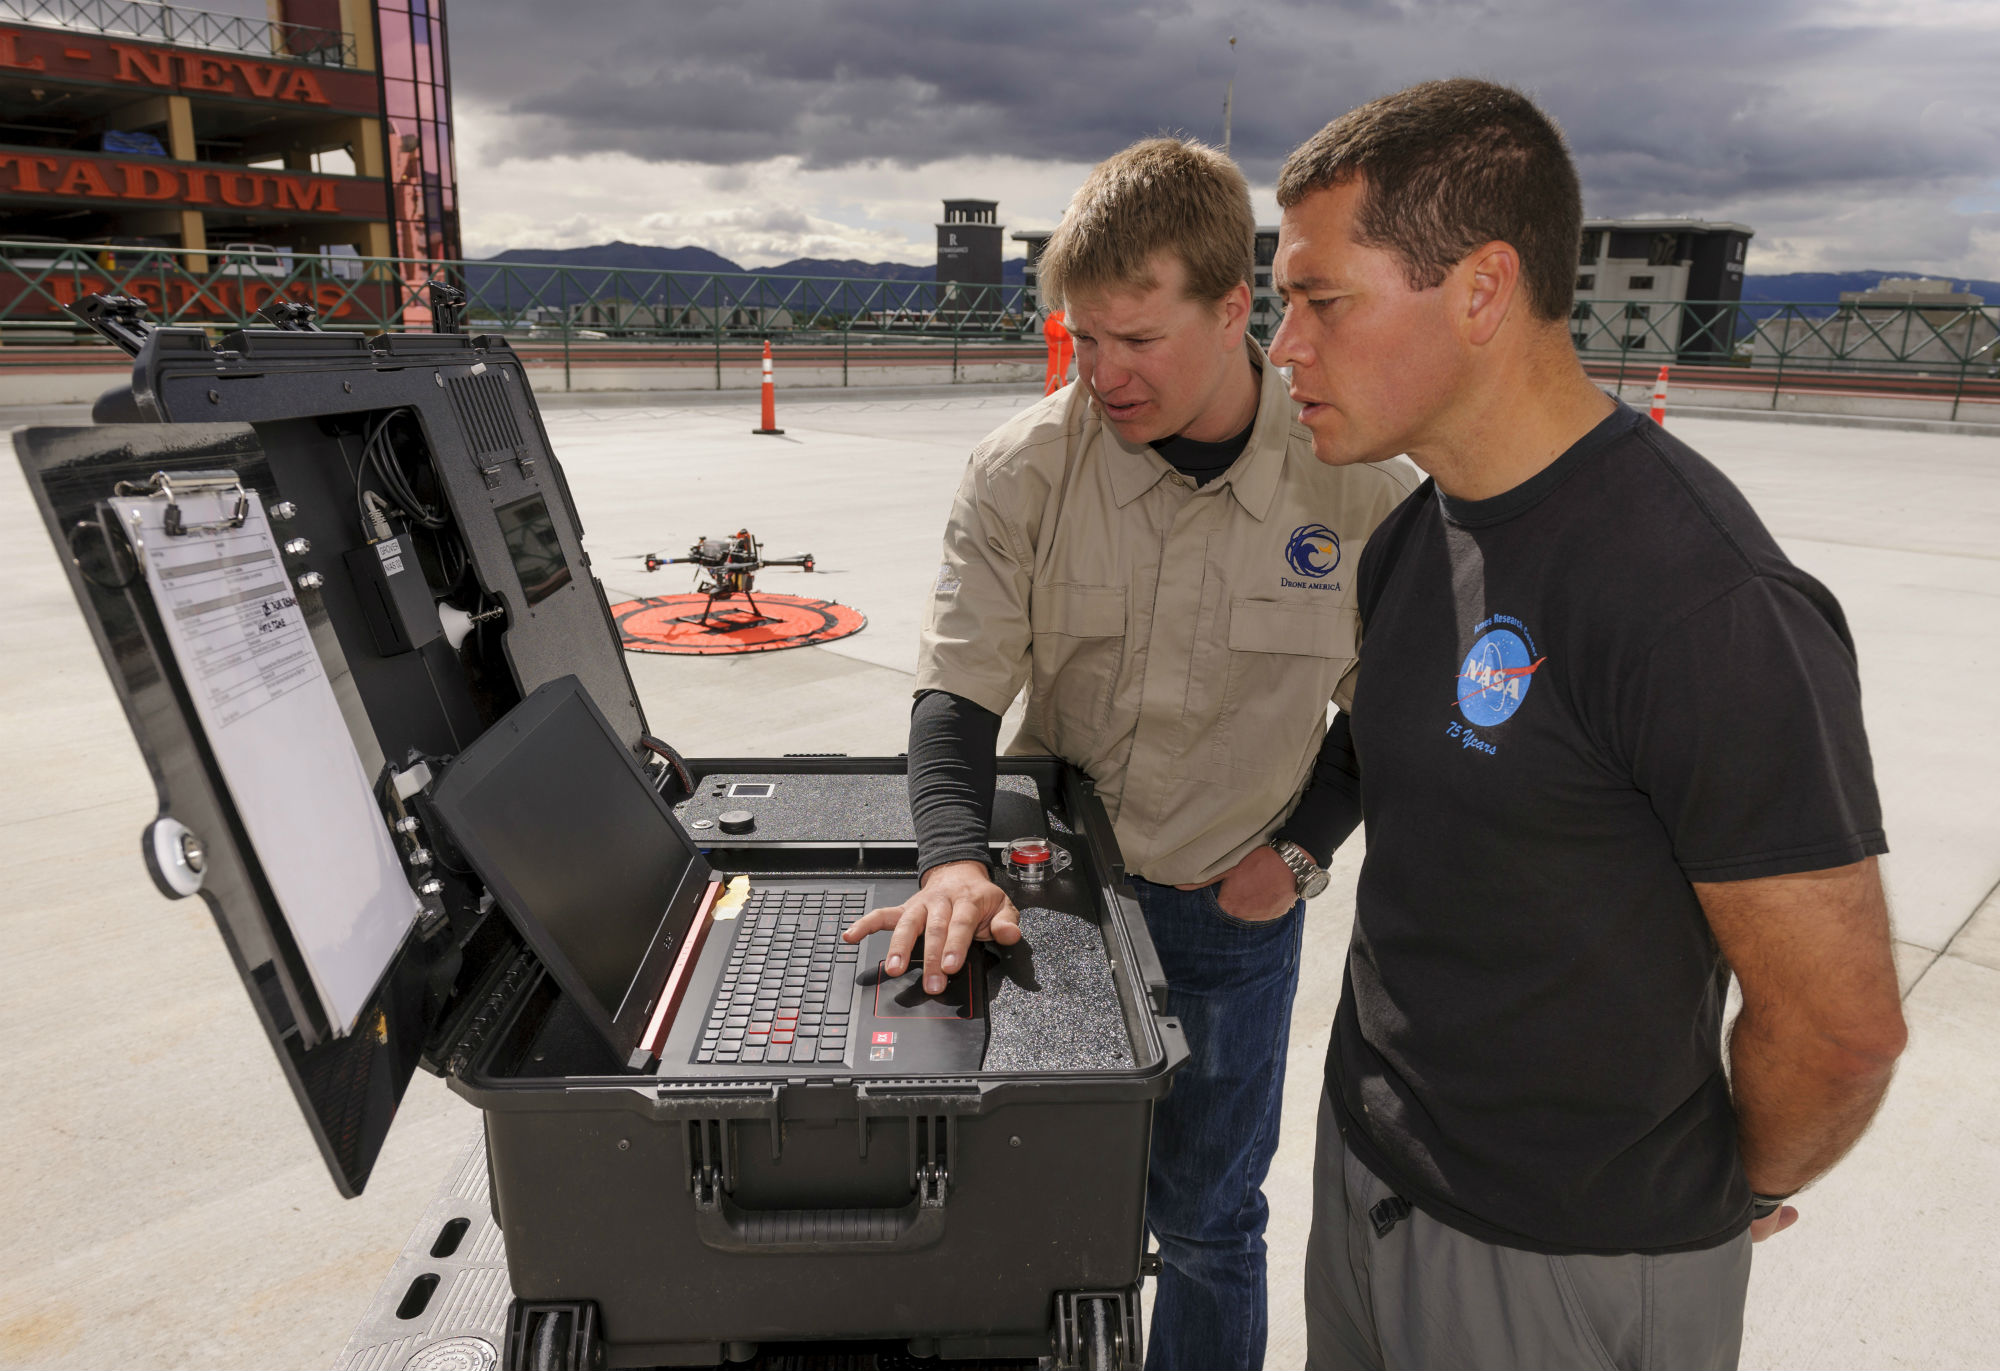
[1727,1007,1900,1194]
[1271,709,1363,867]
[908,689,1001,877]
[1698,859,1907,1198]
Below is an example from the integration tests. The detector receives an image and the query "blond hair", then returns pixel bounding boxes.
[1039,137,1255,308]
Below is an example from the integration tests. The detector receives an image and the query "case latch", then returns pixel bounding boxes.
[913,1114,952,1208]
[685,1118,731,1211]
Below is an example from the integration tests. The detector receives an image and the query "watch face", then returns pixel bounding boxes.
[1301,869,1331,899]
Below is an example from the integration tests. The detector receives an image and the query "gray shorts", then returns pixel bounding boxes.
[1305,1088,1752,1371]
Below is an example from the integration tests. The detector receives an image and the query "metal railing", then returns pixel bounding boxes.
[0,240,1033,335]
[1,242,1995,413]
[1571,296,2000,418]
[0,0,355,65]
[0,241,1046,391]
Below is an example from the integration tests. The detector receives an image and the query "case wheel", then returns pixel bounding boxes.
[503,1299,603,1371]
[1048,1287,1142,1371]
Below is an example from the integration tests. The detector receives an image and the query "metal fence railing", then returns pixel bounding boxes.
[0,241,1032,337]
[0,0,355,65]
[0,241,1047,391]
[2,241,1996,413]
[1571,295,1999,417]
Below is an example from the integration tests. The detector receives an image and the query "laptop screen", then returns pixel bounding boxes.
[440,682,701,1022]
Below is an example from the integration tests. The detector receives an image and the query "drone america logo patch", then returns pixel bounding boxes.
[1446,615,1546,754]
[1281,523,1342,590]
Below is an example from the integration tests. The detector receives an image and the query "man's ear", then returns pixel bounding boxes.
[1459,241,1521,346]
[1216,280,1254,347]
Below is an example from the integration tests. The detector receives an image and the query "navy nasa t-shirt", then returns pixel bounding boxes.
[1332,403,1886,1255]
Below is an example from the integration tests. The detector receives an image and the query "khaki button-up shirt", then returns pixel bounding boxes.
[916,342,1421,886]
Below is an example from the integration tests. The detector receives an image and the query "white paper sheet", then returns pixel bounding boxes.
[112,484,417,1036]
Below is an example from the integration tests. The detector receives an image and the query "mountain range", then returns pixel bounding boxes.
[465,243,1994,305]
[468,241,1024,285]
[1741,272,1999,304]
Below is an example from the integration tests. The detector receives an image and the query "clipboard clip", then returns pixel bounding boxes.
[115,470,250,538]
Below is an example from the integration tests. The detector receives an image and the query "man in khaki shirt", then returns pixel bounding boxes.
[847,138,1417,1371]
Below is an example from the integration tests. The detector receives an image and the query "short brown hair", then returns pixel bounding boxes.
[1276,79,1581,322]
[1039,137,1255,308]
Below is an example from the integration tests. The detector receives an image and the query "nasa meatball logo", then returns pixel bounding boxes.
[1455,616,1546,729]
[1282,524,1341,587]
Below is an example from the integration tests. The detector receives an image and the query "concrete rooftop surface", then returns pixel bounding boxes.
[1,385,1996,1370]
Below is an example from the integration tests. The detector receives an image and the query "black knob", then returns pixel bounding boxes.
[718,809,755,835]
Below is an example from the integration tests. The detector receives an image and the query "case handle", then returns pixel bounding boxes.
[693,1194,946,1255]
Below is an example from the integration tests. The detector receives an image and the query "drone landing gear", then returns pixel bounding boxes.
[666,590,781,633]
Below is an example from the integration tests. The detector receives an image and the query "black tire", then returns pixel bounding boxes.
[532,1310,568,1371]
[1083,1299,1114,1371]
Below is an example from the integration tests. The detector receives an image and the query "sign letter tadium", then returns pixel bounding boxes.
[56,160,115,197]
[218,172,266,208]
[121,161,178,200]
[275,178,338,212]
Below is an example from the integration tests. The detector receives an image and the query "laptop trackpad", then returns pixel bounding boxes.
[855,932,988,1074]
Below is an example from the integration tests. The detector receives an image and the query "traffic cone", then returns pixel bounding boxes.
[1649,365,1670,426]
[753,338,784,435]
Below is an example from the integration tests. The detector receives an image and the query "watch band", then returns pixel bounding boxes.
[1268,838,1329,900]
[1750,1191,1794,1221]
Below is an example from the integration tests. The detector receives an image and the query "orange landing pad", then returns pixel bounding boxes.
[611,592,866,655]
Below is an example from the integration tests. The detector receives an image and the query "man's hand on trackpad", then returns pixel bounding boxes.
[844,859,1022,995]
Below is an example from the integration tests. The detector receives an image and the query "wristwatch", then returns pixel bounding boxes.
[1269,838,1330,900]
[1750,1191,1794,1222]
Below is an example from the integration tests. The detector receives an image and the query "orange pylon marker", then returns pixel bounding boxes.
[1043,309,1074,396]
[753,338,784,435]
[1649,365,1670,426]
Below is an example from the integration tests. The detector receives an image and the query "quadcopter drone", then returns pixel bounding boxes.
[638,529,815,627]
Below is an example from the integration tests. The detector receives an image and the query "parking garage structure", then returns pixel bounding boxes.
[0,0,457,305]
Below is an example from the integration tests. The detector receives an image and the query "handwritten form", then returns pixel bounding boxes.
[111,485,417,1036]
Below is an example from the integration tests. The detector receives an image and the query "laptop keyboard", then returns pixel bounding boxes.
[696,888,867,1065]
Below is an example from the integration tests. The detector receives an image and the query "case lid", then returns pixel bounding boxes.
[14,328,650,1195]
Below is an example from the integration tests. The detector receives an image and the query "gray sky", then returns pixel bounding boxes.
[448,0,2000,275]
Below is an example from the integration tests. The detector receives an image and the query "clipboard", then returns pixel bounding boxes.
[109,471,418,1036]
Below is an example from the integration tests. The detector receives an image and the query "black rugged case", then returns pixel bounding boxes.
[15,321,1188,1367]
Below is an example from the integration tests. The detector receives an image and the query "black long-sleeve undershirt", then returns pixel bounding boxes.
[909,689,1003,877]
[908,689,1365,878]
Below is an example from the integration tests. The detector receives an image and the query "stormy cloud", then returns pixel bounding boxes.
[448,0,2000,272]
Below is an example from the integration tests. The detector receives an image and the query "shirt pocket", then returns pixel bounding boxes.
[1213,598,1358,784]
[1026,583,1128,754]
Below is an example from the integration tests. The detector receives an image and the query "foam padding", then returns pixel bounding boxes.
[677,773,1042,845]
[981,906,1135,1072]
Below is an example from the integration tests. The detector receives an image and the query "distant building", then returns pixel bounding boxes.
[0,0,458,275]
[1840,277,1984,308]
[1015,224,1284,337]
[936,199,1002,319]
[1753,277,1995,373]
[1572,219,1753,360]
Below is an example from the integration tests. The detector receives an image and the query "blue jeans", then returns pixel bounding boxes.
[1130,877,1306,1371]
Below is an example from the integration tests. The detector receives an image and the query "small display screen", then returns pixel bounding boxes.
[727,783,775,798]
[497,494,572,606]
[448,690,699,1020]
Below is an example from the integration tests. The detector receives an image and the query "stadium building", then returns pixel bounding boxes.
[0,0,458,270]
